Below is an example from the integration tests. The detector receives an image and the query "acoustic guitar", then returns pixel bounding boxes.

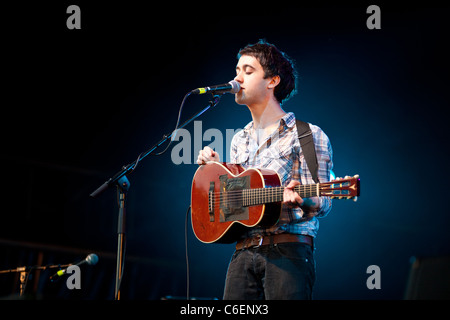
[191,162,360,244]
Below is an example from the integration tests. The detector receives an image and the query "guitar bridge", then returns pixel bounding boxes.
[208,181,215,222]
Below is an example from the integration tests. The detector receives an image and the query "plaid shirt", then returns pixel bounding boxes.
[229,112,333,238]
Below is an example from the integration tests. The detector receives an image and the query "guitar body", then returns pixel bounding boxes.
[191,162,360,244]
[191,162,282,243]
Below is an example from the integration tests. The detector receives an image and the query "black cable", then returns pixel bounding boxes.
[129,91,192,170]
[153,91,192,156]
[185,205,191,300]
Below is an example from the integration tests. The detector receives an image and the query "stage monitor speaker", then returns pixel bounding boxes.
[404,255,450,300]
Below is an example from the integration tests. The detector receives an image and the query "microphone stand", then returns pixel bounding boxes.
[89,93,223,300]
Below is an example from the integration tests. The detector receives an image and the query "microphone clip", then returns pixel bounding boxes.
[208,93,222,106]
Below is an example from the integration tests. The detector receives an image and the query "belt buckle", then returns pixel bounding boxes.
[254,235,263,248]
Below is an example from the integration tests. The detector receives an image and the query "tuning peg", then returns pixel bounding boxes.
[344,175,351,179]
[353,174,360,178]
[353,196,358,202]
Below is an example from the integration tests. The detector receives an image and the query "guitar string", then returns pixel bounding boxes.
[207,184,323,195]
[208,185,324,198]
[206,181,345,198]
[205,183,350,209]
[208,189,320,199]
[203,181,352,210]
[202,180,349,200]
[208,193,318,205]
[207,186,323,209]
[206,182,345,199]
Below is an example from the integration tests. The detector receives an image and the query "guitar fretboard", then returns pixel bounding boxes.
[242,184,320,207]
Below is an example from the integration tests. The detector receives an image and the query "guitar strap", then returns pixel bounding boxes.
[295,120,319,183]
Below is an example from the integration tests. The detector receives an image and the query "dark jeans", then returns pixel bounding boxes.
[223,242,315,300]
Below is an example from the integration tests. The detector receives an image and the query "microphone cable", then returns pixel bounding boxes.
[152,91,192,157]
[128,91,192,175]
[185,205,191,300]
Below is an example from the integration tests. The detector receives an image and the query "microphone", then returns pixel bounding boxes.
[191,80,240,95]
[50,253,99,282]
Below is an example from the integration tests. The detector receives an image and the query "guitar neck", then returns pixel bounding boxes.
[243,184,319,207]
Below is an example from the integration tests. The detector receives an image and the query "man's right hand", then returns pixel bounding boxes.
[196,146,220,165]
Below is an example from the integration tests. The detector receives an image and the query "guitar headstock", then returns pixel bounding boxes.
[320,175,360,201]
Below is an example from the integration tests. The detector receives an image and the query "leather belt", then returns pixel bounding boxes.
[236,233,313,251]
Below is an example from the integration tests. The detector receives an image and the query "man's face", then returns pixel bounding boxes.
[234,55,272,106]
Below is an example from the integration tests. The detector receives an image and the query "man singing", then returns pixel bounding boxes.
[197,40,333,300]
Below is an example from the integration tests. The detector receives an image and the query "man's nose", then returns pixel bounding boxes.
[234,72,243,83]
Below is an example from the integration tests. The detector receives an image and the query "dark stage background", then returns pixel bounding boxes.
[1,3,449,300]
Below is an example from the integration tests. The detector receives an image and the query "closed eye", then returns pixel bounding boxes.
[236,64,256,76]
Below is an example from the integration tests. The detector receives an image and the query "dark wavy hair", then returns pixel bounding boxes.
[237,40,297,105]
